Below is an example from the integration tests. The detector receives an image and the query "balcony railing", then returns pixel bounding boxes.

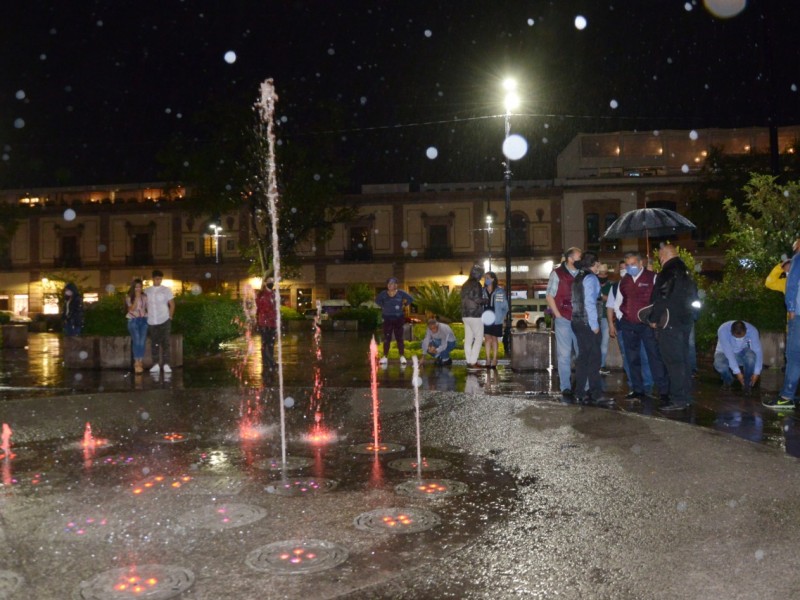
[343,247,374,262]
[54,256,82,268]
[125,254,154,266]
[424,246,453,259]
[195,253,223,264]
[508,244,534,258]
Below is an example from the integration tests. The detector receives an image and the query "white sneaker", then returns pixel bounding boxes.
[150,364,160,374]
[162,364,172,373]
[399,356,407,367]
[379,356,388,366]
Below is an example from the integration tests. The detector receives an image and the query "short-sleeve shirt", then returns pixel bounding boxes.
[146,284,174,326]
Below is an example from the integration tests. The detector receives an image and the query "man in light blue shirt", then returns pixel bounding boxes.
[714,320,762,392]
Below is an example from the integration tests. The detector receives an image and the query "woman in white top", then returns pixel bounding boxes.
[126,279,148,373]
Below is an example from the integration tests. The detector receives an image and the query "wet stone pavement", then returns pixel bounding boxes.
[0,332,799,598]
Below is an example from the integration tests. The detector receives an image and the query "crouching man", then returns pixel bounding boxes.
[420,318,457,366]
[714,320,762,393]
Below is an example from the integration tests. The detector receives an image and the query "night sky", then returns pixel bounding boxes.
[2,0,799,189]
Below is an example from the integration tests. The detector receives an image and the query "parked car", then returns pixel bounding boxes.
[510,299,548,328]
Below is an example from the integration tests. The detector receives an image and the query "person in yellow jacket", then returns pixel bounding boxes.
[766,257,792,294]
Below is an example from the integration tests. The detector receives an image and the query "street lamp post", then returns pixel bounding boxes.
[502,78,520,353]
[209,224,223,292]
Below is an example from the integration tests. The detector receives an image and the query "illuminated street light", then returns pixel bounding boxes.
[209,223,223,291]
[501,77,521,354]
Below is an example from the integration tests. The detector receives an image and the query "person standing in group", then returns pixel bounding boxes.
[146,269,175,374]
[545,247,582,398]
[597,263,612,375]
[482,271,509,369]
[256,277,278,373]
[714,320,762,393]
[375,277,414,367]
[647,243,696,411]
[420,318,457,366]
[126,278,148,374]
[765,238,800,410]
[610,252,668,402]
[570,253,613,407]
[765,255,792,294]
[61,282,84,336]
[460,264,485,370]
[607,260,653,393]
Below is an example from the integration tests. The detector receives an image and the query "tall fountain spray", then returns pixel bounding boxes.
[256,79,287,467]
[412,356,423,480]
[1,423,12,458]
[370,336,380,450]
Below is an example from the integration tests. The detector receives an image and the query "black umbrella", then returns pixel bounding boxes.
[602,208,696,254]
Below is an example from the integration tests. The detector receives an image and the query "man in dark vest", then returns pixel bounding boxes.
[546,247,582,397]
[610,251,669,401]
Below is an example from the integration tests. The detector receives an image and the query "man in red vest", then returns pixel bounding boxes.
[609,251,669,401]
[546,247,582,397]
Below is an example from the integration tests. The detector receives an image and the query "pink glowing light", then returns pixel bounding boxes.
[370,337,380,449]
[1,423,11,457]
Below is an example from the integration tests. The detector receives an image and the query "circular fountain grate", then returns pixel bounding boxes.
[178,503,267,530]
[72,564,194,600]
[255,456,313,471]
[246,539,348,575]
[265,477,338,497]
[353,507,441,534]
[148,432,198,445]
[0,570,24,597]
[388,457,452,472]
[395,478,469,499]
[348,442,406,455]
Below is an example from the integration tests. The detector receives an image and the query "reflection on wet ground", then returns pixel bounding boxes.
[1,331,799,457]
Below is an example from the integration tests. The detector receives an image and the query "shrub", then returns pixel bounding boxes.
[0,312,10,325]
[332,306,381,330]
[280,305,304,320]
[346,282,375,308]
[172,294,245,354]
[83,294,129,336]
[413,282,462,321]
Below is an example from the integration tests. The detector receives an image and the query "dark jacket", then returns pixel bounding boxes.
[460,277,485,318]
[650,257,696,327]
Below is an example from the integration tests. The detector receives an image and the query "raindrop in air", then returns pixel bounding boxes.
[205,272,212,279]
[401,240,409,249]
[284,397,295,408]
[426,147,438,160]
[97,244,107,253]
[412,376,423,388]
[191,284,202,295]
[574,15,588,30]
[684,2,693,10]
[502,134,528,160]
[527,18,535,26]
[63,208,77,221]
[74,373,83,382]
[313,174,321,181]
[791,83,797,92]
[609,99,619,109]
[424,29,432,38]
[13,118,24,129]
[689,130,699,140]
[681,164,690,173]
[703,0,746,19]
[105,284,116,294]
[755,549,765,561]
[224,50,237,64]
[15,90,25,100]
[79,351,89,360]
[140,412,149,421]
[327,47,335,56]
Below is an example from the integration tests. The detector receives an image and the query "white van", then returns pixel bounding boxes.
[510,299,548,328]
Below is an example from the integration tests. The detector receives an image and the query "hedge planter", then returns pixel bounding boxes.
[1,324,29,349]
[64,335,183,369]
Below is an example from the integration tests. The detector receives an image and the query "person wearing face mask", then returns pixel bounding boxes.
[256,277,278,372]
[482,271,509,369]
[610,251,669,402]
[545,247,582,398]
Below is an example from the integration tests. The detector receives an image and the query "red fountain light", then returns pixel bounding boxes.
[0,423,13,460]
[417,482,449,494]
[162,433,185,442]
[113,571,159,594]
[279,547,318,565]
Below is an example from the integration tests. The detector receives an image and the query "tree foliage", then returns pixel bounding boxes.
[346,283,375,308]
[413,282,462,322]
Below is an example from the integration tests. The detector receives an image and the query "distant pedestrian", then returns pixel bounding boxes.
[714,320,762,393]
[482,271,509,369]
[546,247,582,398]
[146,269,175,374]
[126,278,148,374]
[420,318,457,366]
[375,277,413,367]
[765,238,800,410]
[61,282,84,336]
[460,264,486,370]
[256,278,278,372]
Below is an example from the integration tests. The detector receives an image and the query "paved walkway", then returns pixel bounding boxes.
[0,386,799,598]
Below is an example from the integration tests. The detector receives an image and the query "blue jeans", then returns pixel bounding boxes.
[714,349,756,386]
[600,318,610,368]
[554,316,579,391]
[427,339,456,361]
[127,317,148,359]
[619,319,667,394]
[780,317,800,399]
[618,334,653,390]
[688,324,697,374]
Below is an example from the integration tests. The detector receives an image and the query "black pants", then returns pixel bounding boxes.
[260,326,277,369]
[572,321,603,398]
[657,324,693,404]
[149,320,171,366]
